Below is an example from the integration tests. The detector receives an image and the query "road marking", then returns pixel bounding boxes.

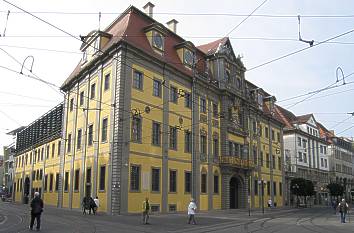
[253,217,271,223]
[0,216,8,225]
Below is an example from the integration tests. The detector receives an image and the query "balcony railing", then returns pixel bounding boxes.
[219,156,254,169]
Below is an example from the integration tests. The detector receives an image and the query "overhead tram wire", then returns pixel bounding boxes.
[330,115,353,130]
[247,27,354,72]
[2,10,354,18]
[275,70,354,103]
[336,125,354,135]
[225,0,269,37]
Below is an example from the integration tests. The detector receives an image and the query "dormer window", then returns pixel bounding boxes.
[152,31,164,51]
[184,49,194,66]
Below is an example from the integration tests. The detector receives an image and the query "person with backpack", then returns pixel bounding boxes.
[142,197,151,224]
[29,192,44,231]
[337,198,349,223]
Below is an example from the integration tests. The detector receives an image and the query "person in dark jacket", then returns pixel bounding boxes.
[82,196,90,215]
[29,192,44,231]
[89,197,97,215]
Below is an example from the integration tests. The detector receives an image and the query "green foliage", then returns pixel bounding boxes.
[327,183,344,197]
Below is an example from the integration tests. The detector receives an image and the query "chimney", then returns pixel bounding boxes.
[143,2,155,18]
[167,19,178,33]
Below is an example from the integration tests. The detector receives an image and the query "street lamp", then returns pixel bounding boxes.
[258,179,267,214]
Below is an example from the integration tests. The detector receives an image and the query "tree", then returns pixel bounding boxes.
[327,182,344,198]
[290,178,315,206]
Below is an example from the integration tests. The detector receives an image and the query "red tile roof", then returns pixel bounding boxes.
[197,37,228,55]
[61,6,210,89]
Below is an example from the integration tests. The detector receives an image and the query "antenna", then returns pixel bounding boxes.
[98,12,101,31]
[298,15,314,47]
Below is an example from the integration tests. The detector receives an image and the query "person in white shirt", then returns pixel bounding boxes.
[268,199,272,208]
[94,196,99,214]
[188,198,197,225]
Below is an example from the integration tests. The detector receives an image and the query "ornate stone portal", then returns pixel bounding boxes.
[221,167,248,209]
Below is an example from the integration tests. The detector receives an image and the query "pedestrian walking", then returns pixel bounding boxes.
[187,198,197,225]
[268,199,272,208]
[29,192,44,231]
[94,196,99,214]
[142,197,150,224]
[89,196,97,215]
[337,198,349,223]
[82,196,90,215]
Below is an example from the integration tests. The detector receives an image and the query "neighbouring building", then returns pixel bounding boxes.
[13,104,63,204]
[3,144,15,193]
[13,2,285,214]
[318,124,354,202]
[276,106,330,206]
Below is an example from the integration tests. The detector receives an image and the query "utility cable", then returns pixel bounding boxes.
[247,27,354,72]
[225,0,269,37]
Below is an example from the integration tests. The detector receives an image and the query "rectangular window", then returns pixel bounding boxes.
[272,155,276,169]
[265,127,269,138]
[279,182,282,196]
[130,165,140,191]
[74,169,80,191]
[266,153,270,168]
[131,117,142,142]
[58,141,61,156]
[64,171,69,192]
[46,145,50,159]
[153,79,161,97]
[86,168,92,184]
[79,91,84,106]
[324,159,328,168]
[253,121,257,133]
[271,130,275,140]
[32,171,36,180]
[133,70,143,90]
[273,182,277,195]
[321,158,324,167]
[99,166,106,191]
[44,175,48,192]
[200,135,207,154]
[77,129,82,149]
[151,168,160,192]
[30,153,32,164]
[170,86,178,103]
[41,148,44,161]
[152,122,161,146]
[278,157,281,170]
[298,152,303,162]
[277,132,280,142]
[101,118,108,142]
[169,126,177,150]
[260,151,264,166]
[185,171,191,193]
[88,124,93,146]
[324,147,327,154]
[51,143,55,158]
[302,139,307,148]
[90,83,96,99]
[213,103,218,118]
[70,98,74,112]
[200,97,206,113]
[104,73,110,91]
[49,174,53,192]
[213,175,219,194]
[213,138,219,157]
[298,137,301,146]
[184,92,191,108]
[267,181,270,195]
[169,170,177,192]
[55,173,59,191]
[201,173,207,193]
[184,130,192,153]
[67,134,72,153]
[39,169,43,180]
[254,180,259,195]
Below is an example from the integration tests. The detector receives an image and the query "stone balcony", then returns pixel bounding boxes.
[219,156,254,169]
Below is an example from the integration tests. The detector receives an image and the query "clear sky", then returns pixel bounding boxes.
[0,0,354,151]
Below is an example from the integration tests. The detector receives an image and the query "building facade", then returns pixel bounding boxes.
[13,2,285,214]
[276,107,330,205]
[13,104,63,204]
[3,145,15,193]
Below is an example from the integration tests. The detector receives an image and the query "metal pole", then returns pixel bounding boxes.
[262,181,264,214]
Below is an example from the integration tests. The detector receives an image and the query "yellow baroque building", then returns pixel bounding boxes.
[13,3,285,214]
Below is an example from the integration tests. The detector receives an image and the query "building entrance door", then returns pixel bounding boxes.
[230,177,241,209]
